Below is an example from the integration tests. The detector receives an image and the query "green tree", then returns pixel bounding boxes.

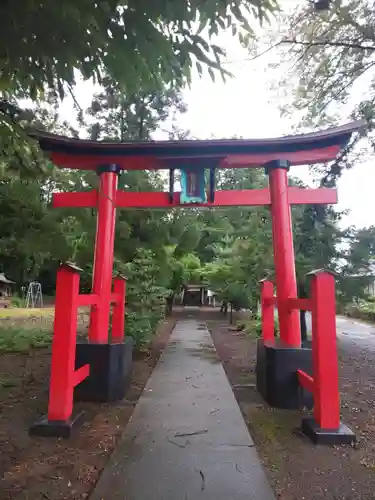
[338,226,375,304]
[0,169,82,288]
[164,246,204,314]
[0,85,196,320]
[198,168,274,317]
[0,102,85,286]
[265,0,372,183]
[256,0,375,316]
[197,167,347,333]
[2,1,278,100]
[84,80,190,263]
[83,83,209,339]
[114,249,170,348]
[87,76,187,141]
[292,200,345,338]
[0,93,80,179]
[1,0,278,174]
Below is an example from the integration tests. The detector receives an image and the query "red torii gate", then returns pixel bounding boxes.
[29,121,363,441]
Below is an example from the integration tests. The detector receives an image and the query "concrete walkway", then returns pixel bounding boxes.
[90,320,275,500]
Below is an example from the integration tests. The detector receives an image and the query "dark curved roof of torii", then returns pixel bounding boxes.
[30,120,365,171]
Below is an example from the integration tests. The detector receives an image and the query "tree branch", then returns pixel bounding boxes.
[222,41,283,65]
[67,84,82,113]
[282,39,375,52]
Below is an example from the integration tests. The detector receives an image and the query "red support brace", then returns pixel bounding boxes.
[297,369,314,393]
[309,271,340,430]
[52,190,97,208]
[47,264,90,421]
[263,296,277,307]
[287,298,312,311]
[72,364,91,388]
[260,280,275,342]
[111,276,126,343]
[77,294,100,307]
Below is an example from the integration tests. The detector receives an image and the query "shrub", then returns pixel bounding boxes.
[237,311,279,339]
[115,249,169,349]
[11,295,24,308]
[344,300,375,323]
[0,326,51,353]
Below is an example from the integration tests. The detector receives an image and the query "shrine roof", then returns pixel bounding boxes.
[0,273,15,284]
[30,120,365,171]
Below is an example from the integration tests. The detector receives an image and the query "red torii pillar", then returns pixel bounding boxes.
[266,159,301,348]
[256,159,338,413]
[73,164,133,405]
[53,163,122,344]
[89,164,120,343]
[54,164,133,408]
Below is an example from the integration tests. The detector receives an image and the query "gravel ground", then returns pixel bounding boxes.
[204,311,375,500]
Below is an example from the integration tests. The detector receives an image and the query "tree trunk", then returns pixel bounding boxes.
[220,301,228,316]
[229,302,233,324]
[165,294,174,317]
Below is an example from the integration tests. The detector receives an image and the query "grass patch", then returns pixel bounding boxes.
[0,376,16,388]
[249,407,284,442]
[0,308,54,319]
[245,319,262,339]
[248,406,301,443]
[0,326,52,353]
[235,313,280,339]
[245,407,292,472]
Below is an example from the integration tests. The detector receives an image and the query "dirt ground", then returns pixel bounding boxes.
[203,311,375,500]
[0,316,175,500]
[2,307,375,500]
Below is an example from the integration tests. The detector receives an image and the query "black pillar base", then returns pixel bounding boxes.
[256,339,313,409]
[302,417,356,445]
[75,338,133,403]
[29,411,85,438]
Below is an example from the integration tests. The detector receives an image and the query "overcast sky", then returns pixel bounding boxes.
[58,8,375,231]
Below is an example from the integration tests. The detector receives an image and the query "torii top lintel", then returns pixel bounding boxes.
[31,120,365,171]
